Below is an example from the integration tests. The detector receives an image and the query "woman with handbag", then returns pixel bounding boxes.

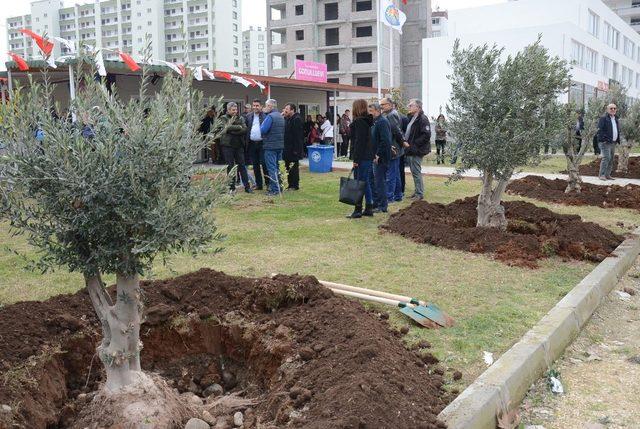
[346,99,375,219]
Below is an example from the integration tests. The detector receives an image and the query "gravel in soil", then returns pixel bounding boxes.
[507,175,640,211]
[0,269,451,429]
[575,155,640,179]
[381,197,623,268]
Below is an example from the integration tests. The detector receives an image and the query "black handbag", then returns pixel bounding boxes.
[339,169,366,206]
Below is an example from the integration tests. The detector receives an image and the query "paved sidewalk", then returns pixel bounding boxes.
[300,160,640,187]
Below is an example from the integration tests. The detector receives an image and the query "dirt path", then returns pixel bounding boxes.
[520,257,640,428]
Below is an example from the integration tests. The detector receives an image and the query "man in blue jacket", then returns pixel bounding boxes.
[260,99,286,196]
[597,103,621,180]
[245,99,268,190]
[368,102,392,213]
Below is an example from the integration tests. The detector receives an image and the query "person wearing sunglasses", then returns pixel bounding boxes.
[596,103,621,181]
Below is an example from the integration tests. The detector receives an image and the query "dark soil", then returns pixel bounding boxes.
[0,270,450,429]
[382,197,623,268]
[507,175,640,211]
[575,155,640,179]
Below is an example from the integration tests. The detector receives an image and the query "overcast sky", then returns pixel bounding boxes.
[1,0,506,70]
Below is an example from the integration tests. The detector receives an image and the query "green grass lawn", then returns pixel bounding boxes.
[1,169,637,390]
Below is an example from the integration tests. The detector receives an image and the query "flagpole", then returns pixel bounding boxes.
[376,0,382,98]
[390,21,394,89]
[68,64,77,122]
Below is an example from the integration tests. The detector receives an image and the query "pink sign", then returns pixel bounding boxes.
[294,59,328,83]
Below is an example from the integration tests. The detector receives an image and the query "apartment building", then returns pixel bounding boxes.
[266,0,431,111]
[242,26,267,76]
[429,10,448,38]
[423,0,640,115]
[6,0,243,71]
[602,1,640,34]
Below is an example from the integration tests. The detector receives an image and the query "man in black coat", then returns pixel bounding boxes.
[597,103,621,180]
[402,99,431,200]
[283,103,304,190]
[245,99,269,190]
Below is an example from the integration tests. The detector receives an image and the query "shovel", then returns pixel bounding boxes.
[328,287,442,329]
[320,280,455,328]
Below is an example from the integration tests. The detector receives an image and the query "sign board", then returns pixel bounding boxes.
[294,59,328,83]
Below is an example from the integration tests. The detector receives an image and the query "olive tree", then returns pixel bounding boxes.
[0,52,226,392]
[619,98,640,174]
[446,39,569,229]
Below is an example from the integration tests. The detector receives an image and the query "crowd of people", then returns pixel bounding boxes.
[199,96,436,215]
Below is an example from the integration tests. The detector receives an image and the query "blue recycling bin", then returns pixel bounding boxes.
[307,144,334,173]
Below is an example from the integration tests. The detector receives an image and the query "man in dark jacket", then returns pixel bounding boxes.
[597,103,621,180]
[260,99,286,196]
[283,103,304,190]
[381,97,405,203]
[369,102,392,213]
[215,102,251,193]
[402,99,431,200]
[245,99,269,190]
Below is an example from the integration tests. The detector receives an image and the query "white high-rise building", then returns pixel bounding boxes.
[423,0,640,116]
[602,1,640,34]
[242,26,266,76]
[6,0,243,71]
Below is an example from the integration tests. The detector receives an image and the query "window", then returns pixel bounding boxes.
[602,56,610,76]
[258,52,265,58]
[326,53,339,71]
[327,77,340,95]
[295,4,304,15]
[326,28,339,46]
[355,0,372,11]
[234,36,238,43]
[233,12,238,19]
[356,51,372,63]
[233,24,238,31]
[259,69,265,75]
[258,60,265,67]
[234,59,239,67]
[356,77,373,87]
[585,47,597,73]
[588,10,599,38]
[571,40,585,67]
[296,54,305,60]
[234,48,238,55]
[612,61,619,81]
[258,35,264,41]
[258,43,264,49]
[296,30,304,41]
[356,26,372,37]
[432,18,440,25]
[325,3,339,20]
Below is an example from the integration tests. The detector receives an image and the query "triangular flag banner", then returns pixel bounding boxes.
[177,64,187,77]
[255,80,266,91]
[402,0,407,4]
[156,60,184,76]
[261,83,269,95]
[20,29,54,56]
[203,69,216,80]
[231,75,252,88]
[7,52,29,71]
[192,66,203,81]
[118,51,140,72]
[95,50,107,76]
[246,78,258,88]
[379,0,407,34]
[52,36,76,54]
[46,54,57,69]
[215,71,232,81]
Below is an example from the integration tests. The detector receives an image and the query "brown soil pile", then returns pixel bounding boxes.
[382,197,623,268]
[575,155,640,179]
[507,175,640,211]
[0,270,450,429]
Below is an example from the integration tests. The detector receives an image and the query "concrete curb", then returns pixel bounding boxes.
[438,227,640,429]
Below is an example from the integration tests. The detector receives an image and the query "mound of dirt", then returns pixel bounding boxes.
[575,155,640,179]
[0,270,450,429]
[507,175,640,211]
[381,197,623,268]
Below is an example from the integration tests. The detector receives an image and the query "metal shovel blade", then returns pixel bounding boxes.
[411,303,455,328]
[399,305,441,329]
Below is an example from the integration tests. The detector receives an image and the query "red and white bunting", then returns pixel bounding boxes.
[117,51,140,72]
[52,36,76,54]
[231,75,252,88]
[202,68,216,80]
[20,29,54,56]
[192,66,203,81]
[7,52,29,71]
[214,71,233,81]
[155,60,184,76]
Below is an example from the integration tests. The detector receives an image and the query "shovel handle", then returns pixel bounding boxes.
[328,288,408,308]
[320,280,426,307]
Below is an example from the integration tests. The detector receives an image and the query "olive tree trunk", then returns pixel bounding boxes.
[616,139,633,174]
[477,171,510,230]
[85,273,142,392]
[563,136,589,194]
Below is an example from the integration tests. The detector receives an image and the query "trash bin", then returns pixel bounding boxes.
[307,144,334,173]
